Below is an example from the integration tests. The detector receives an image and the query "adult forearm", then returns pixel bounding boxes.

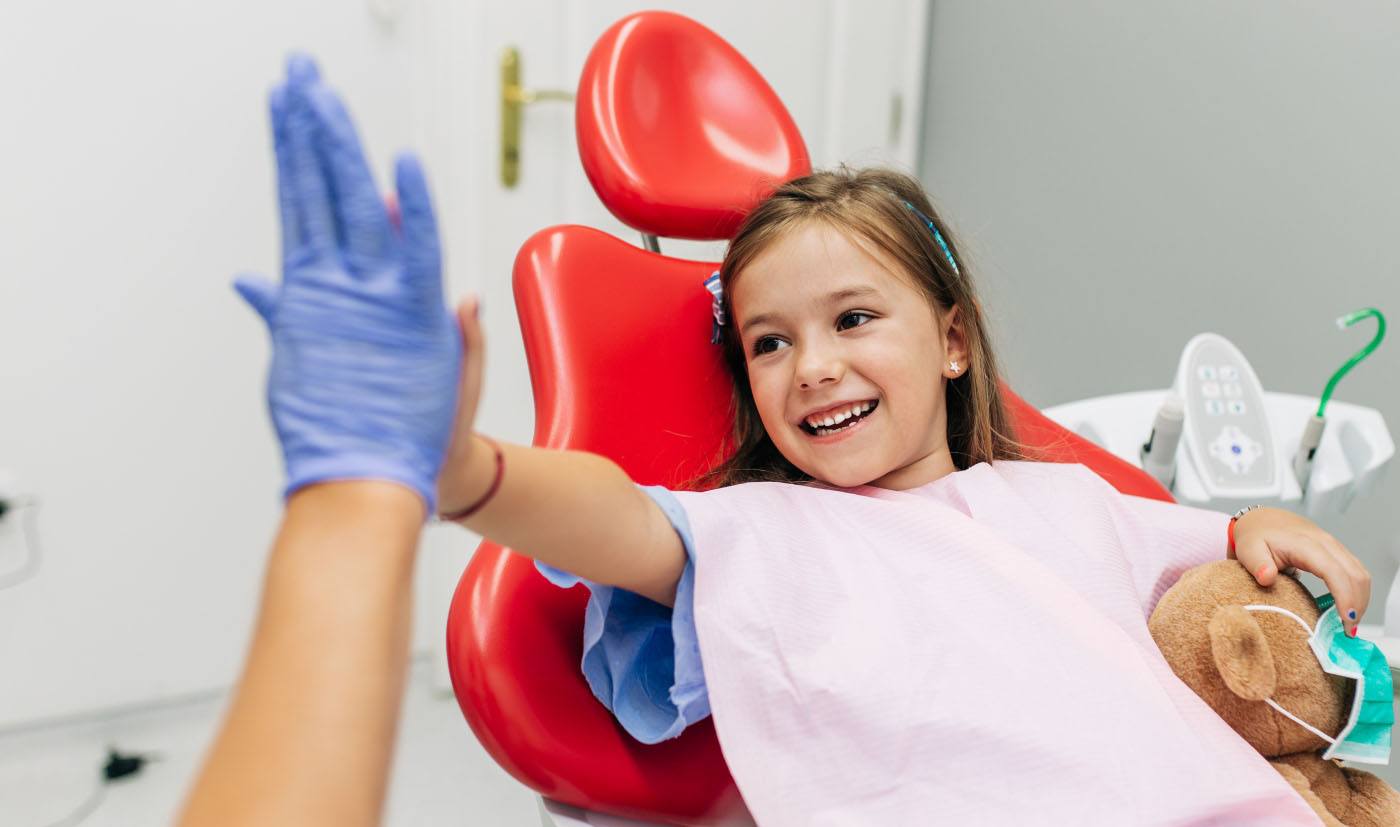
[176,482,423,827]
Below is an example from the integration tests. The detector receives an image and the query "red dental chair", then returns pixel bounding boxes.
[445,11,1173,826]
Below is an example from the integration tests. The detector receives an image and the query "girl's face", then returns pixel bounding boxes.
[731,221,967,490]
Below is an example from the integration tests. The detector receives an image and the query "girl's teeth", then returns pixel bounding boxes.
[806,401,879,434]
[808,401,876,430]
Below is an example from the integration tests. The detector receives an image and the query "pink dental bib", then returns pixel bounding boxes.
[672,461,1319,826]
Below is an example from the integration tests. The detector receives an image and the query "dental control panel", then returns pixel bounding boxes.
[1175,334,1278,500]
[1041,332,1393,519]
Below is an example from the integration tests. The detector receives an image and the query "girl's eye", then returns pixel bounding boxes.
[752,336,789,356]
[751,313,872,355]
[837,311,873,331]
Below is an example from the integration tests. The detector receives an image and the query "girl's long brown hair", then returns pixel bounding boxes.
[698,166,1036,488]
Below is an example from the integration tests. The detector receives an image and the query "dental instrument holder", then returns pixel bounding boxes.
[1294,415,1327,493]
[1043,333,1397,661]
[1140,392,1184,490]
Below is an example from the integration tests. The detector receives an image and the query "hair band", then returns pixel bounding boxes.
[902,201,961,275]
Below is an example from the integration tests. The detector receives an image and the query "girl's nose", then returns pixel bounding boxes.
[795,345,845,389]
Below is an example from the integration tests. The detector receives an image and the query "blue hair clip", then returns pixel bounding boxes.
[704,270,726,344]
[903,201,960,275]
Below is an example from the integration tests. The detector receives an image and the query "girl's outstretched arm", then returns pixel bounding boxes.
[441,432,688,607]
[435,290,687,608]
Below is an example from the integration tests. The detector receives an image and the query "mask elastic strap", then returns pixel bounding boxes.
[1263,698,1338,746]
[1241,604,1339,745]
[1240,604,1314,635]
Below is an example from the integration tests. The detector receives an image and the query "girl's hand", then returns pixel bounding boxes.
[1230,507,1372,636]
[434,298,488,516]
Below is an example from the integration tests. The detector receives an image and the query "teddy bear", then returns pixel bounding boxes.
[1148,559,1400,826]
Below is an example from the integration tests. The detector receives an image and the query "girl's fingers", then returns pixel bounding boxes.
[433,296,485,516]
[1233,538,1280,587]
[457,295,485,415]
[1323,536,1372,623]
[1250,532,1365,635]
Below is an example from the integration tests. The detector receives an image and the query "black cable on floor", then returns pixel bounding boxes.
[40,749,152,827]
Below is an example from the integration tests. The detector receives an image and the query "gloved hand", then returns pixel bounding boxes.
[235,54,461,517]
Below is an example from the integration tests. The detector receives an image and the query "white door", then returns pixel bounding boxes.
[412,0,932,690]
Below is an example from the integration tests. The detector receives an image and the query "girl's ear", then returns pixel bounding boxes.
[941,304,968,368]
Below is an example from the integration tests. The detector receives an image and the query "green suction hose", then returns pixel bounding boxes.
[1316,308,1386,418]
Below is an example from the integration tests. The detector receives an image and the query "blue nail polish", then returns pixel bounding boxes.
[1348,609,1357,621]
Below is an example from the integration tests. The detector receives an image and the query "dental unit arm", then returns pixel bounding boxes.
[1043,310,1399,665]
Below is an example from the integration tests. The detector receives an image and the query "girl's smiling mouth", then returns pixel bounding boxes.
[799,399,879,438]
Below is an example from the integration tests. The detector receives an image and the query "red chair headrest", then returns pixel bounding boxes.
[575,11,811,240]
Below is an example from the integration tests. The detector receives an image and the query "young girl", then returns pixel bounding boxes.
[437,168,1372,824]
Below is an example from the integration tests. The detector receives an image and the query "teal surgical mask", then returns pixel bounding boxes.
[1242,595,1393,765]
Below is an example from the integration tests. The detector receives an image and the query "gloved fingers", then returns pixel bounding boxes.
[233,274,279,324]
[279,53,337,265]
[301,79,394,268]
[394,152,443,302]
[268,84,304,258]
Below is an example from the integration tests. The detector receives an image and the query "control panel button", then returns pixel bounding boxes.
[1223,383,1242,398]
[1205,399,1225,416]
[1219,365,1239,380]
[1227,400,1247,415]
[1202,382,1221,398]
[1198,365,1218,381]
[1209,425,1263,474]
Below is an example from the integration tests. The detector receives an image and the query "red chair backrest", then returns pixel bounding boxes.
[448,229,745,824]
[446,11,1173,824]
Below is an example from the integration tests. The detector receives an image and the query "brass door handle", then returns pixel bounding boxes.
[500,47,575,188]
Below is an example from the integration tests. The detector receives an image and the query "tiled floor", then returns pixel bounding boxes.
[0,657,539,826]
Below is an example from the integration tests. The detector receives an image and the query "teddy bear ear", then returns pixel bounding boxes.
[1208,605,1278,701]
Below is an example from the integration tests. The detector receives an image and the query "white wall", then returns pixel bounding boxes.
[0,0,446,728]
[0,0,931,728]
[920,0,1400,776]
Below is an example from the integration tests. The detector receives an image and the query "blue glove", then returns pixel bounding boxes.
[235,54,461,516]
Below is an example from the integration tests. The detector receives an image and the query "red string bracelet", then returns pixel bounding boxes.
[438,435,504,522]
